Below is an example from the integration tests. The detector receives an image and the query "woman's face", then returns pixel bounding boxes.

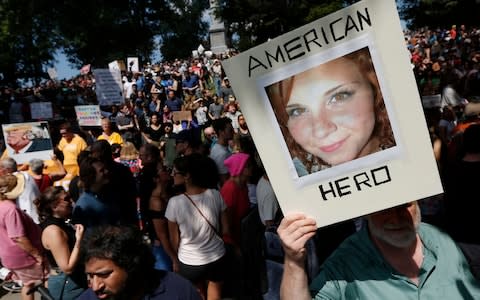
[171,167,185,186]
[151,114,158,125]
[53,191,73,218]
[285,57,376,166]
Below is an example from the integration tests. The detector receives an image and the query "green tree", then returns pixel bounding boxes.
[56,0,162,68]
[0,0,59,87]
[157,0,210,61]
[398,0,480,29]
[215,0,356,51]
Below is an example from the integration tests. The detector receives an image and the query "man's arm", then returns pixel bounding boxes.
[278,213,317,300]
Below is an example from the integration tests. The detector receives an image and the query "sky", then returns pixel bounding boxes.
[54,50,78,80]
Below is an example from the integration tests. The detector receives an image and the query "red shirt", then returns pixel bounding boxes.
[220,180,250,245]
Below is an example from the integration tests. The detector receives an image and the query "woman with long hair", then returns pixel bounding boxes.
[35,186,86,299]
[149,161,176,271]
[142,112,163,145]
[166,154,228,300]
[266,47,395,176]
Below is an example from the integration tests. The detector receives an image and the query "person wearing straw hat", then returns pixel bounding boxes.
[0,173,48,300]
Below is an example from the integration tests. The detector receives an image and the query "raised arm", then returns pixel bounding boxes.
[41,224,84,274]
[278,213,317,300]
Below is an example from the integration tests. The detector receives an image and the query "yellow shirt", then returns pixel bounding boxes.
[57,134,87,176]
[97,132,124,145]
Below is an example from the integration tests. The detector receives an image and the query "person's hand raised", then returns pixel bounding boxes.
[277,213,317,265]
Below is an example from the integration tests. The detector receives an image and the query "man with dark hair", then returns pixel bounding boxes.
[210,117,234,186]
[175,129,202,157]
[444,123,480,277]
[115,104,137,144]
[138,143,162,226]
[165,90,183,112]
[89,140,137,225]
[78,225,200,300]
[72,157,120,232]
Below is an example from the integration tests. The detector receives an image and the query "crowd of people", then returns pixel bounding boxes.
[0,24,479,300]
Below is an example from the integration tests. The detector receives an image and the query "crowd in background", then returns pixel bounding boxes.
[0,24,479,299]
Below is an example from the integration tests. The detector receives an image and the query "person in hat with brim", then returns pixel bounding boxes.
[0,173,48,300]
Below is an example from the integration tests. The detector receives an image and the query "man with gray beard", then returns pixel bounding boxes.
[278,202,480,299]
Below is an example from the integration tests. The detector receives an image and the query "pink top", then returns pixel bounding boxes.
[0,200,43,269]
[220,180,250,245]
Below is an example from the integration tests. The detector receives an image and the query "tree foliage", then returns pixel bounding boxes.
[215,0,357,51]
[56,0,164,68]
[157,0,210,61]
[0,0,59,86]
[0,0,209,86]
[398,0,480,29]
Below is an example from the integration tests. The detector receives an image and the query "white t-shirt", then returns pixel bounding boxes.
[16,172,40,224]
[165,189,226,265]
[123,80,135,99]
[256,177,279,225]
[195,106,208,125]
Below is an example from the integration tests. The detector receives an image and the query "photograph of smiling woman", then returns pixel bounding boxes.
[266,47,396,177]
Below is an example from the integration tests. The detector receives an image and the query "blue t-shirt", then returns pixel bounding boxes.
[77,270,201,300]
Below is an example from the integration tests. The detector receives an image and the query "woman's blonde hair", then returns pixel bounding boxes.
[120,141,139,160]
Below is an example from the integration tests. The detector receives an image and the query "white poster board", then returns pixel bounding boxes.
[93,69,123,106]
[30,102,53,120]
[108,60,126,72]
[2,122,54,164]
[47,68,57,80]
[127,57,139,73]
[222,0,443,227]
[421,94,442,108]
[75,105,102,127]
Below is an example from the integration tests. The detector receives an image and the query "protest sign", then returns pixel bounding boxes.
[222,0,443,227]
[30,102,53,120]
[47,68,57,80]
[421,94,442,108]
[2,122,54,163]
[127,57,139,73]
[75,105,102,126]
[80,64,91,75]
[172,111,193,122]
[93,69,123,106]
[109,60,127,72]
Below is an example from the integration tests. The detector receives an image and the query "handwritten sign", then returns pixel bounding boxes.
[94,69,123,106]
[75,105,102,126]
[30,102,53,120]
[222,0,442,227]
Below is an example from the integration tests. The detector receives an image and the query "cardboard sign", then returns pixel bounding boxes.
[30,102,53,120]
[2,122,54,164]
[172,111,193,122]
[222,0,443,227]
[421,94,442,108]
[93,69,124,106]
[75,105,102,126]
